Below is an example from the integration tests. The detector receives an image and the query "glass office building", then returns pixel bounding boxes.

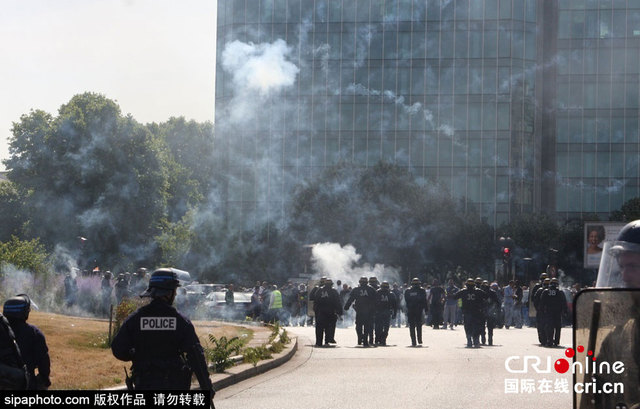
[555,0,640,218]
[215,0,639,230]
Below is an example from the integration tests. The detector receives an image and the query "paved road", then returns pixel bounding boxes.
[215,324,574,409]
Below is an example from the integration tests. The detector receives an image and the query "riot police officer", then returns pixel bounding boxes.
[3,294,51,390]
[538,278,566,347]
[101,271,113,315]
[455,278,487,348]
[530,272,548,343]
[111,268,215,401]
[375,281,397,346]
[590,220,640,408]
[480,281,500,346]
[312,278,342,347]
[344,276,377,347]
[404,278,427,347]
[533,277,551,346]
[308,277,326,331]
[368,277,379,345]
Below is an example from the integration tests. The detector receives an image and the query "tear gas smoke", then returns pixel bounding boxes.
[310,242,402,287]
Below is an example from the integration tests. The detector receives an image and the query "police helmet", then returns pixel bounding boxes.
[466,278,475,287]
[324,278,333,286]
[3,294,31,321]
[104,271,112,279]
[543,278,551,284]
[136,267,147,276]
[368,276,378,284]
[550,278,559,286]
[539,272,548,281]
[141,268,181,297]
[474,277,483,285]
[381,281,390,290]
[411,277,421,286]
[319,276,327,285]
[359,276,369,285]
[596,220,640,287]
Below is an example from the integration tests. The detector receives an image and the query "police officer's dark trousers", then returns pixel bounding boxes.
[536,311,547,345]
[375,311,391,345]
[486,313,497,345]
[315,311,333,346]
[463,311,482,346]
[544,310,562,346]
[407,309,423,346]
[369,311,376,344]
[355,312,374,346]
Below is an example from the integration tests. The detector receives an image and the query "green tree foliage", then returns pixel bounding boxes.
[0,181,28,242]
[0,236,53,302]
[151,117,215,210]
[611,197,640,222]
[4,93,171,269]
[0,236,50,276]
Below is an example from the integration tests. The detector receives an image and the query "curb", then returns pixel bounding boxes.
[210,336,298,390]
[105,335,298,391]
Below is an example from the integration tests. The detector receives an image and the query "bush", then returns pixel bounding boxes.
[112,297,149,339]
[242,346,272,367]
[205,335,247,373]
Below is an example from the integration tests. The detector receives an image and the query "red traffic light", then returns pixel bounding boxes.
[503,247,510,254]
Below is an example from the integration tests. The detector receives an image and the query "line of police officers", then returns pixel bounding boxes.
[310,273,567,349]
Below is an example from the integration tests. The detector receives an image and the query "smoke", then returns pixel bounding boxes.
[0,264,59,313]
[310,242,402,287]
[222,39,300,97]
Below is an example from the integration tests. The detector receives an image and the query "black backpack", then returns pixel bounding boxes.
[0,314,29,390]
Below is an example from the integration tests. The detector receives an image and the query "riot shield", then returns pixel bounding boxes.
[573,289,640,409]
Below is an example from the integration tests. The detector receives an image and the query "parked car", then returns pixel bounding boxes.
[203,291,252,321]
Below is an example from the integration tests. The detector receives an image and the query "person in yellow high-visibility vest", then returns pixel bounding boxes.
[269,285,283,323]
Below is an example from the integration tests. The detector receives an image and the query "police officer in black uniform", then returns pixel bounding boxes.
[368,277,380,345]
[308,277,326,331]
[3,294,51,390]
[404,278,427,347]
[480,280,500,346]
[455,278,488,348]
[531,272,548,342]
[111,268,215,403]
[473,277,487,342]
[375,281,397,346]
[428,279,446,329]
[533,277,551,346]
[344,276,377,347]
[312,278,342,347]
[538,277,567,346]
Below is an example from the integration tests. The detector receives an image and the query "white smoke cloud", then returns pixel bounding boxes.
[310,242,402,287]
[222,39,299,97]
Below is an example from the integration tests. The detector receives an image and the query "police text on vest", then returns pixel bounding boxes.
[141,317,177,330]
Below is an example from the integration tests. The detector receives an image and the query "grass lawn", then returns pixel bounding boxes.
[28,311,253,390]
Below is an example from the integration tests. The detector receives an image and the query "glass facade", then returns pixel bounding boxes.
[215,0,639,229]
[555,0,640,218]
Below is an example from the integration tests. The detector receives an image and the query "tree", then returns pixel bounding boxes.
[0,181,28,242]
[611,197,640,222]
[4,93,171,269]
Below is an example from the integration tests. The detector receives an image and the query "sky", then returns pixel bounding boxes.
[0,0,217,171]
